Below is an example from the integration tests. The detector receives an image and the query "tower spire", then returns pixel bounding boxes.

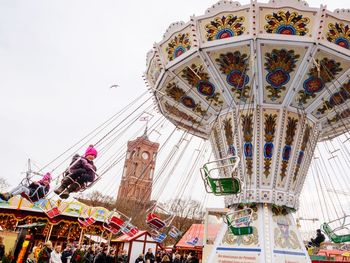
[143,122,149,140]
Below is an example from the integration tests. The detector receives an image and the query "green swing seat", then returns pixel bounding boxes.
[225,214,253,236]
[201,156,241,196]
[321,222,350,243]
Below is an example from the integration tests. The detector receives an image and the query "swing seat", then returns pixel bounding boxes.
[229,226,253,236]
[224,208,253,236]
[46,207,60,219]
[109,216,125,230]
[201,155,241,196]
[169,226,182,239]
[103,222,121,234]
[186,237,199,245]
[147,213,166,230]
[122,223,139,237]
[125,227,138,237]
[21,185,47,203]
[78,217,96,227]
[321,222,350,243]
[21,193,37,203]
[207,177,241,195]
[103,216,125,234]
[153,233,167,243]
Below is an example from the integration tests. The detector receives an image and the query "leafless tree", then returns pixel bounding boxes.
[0,178,9,192]
[78,190,116,210]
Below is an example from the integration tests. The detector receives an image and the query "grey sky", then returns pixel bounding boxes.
[0,0,349,227]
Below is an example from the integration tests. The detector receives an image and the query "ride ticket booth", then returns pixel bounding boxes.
[111,230,161,263]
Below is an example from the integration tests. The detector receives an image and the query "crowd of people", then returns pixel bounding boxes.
[22,242,199,263]
[25,241,128,263]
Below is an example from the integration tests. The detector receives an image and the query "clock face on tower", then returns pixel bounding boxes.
[142,151,150,160]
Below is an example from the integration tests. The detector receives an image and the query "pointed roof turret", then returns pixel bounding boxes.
[142,125,149,140]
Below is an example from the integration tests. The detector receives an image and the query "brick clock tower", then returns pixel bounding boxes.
[117,129,159,203]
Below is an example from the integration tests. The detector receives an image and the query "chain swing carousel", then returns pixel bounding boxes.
[144,0,350,262]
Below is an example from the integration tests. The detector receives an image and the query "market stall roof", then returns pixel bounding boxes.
[175,224,221,250]
[112,230,148,242]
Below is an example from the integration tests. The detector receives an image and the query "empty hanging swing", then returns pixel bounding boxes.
[78,207,96,227]
[150,229,167,243]
[223,208,254,236]
[321,215,350,243]
[103,210,130,234]
[146,204,174,231]
[168,226,182,239]
[200,155,241,196]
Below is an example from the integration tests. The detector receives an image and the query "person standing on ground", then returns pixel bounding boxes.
[84,247,95,263]
[38,241,53,263]
[0,236,5,260]
[61,244,73,263]
[145,248,155,263]
[50,245,62,263]
[135,253,145,263]
[94,246,108,263]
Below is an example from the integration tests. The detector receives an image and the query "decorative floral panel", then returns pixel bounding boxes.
[208,44,253,105]
[173,56,227,111]
[261,44,307,104]
[159,25,193,63]
[198,9,250,44]
[321,14,350,50]
[259,7,317,38]
[291,49,350,108]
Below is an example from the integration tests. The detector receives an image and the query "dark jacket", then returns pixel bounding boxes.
[84,251,95,263]
[61,249,73,263]
[94,252,107,263]
[145,252,155,263]
[117,254,128,263]
[28,182,49,201]
[312,233,325,247]
[135,256,145,263]
[0,244,5,259]
[68,155,96,182]
[37,246,52,263]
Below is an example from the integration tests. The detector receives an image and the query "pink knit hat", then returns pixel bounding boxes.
[39,172,52,183]
[85,145,98,158]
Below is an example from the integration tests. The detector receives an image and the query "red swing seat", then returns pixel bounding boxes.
[103,214,127,234]
[46,206,60,219]
[146,213,166,231]
[109,216,125,230]
[122,222,139,237]
[78,217,96,227]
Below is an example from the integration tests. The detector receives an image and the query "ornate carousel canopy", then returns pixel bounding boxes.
[145,0,350,209]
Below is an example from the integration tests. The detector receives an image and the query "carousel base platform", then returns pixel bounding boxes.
[203,204,311,263]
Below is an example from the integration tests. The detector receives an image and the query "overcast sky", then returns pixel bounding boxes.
[0,0,349,232]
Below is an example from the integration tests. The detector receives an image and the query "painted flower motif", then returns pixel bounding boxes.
[181,64,223,106]
[205,15,245,41]
[215,51,251,100]
[298,58,342,105]
[265,11,310,36]
[264,49,300,100]
[316,81,350,115]
[166,33,191,61]
[327,22,350,49]
[165,82,206,116]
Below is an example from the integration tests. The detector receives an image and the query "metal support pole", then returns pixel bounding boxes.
[45,224,54,242]
[78,228,84,246]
